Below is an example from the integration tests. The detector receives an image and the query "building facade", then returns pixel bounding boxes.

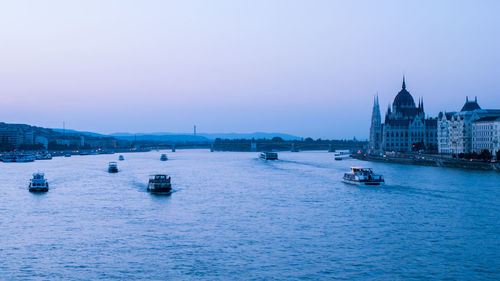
[370,77,437,153]
[437,97,500,154]
[369,95,382,152]
[0,127,24,147]
[471,116,500,154]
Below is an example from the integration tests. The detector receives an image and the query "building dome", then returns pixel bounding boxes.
[393,77,415,108]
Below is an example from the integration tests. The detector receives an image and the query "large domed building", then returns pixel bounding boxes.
[369,77,438,153]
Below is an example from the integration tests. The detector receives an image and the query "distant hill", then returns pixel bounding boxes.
[110,132,302,141]
[52,128,106,137]
[199,132,302,140]
[110,133,209,143]
[46,130,302,142]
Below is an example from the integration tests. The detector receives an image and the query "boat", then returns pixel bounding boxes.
[334,151,350,161]
[0,153,36,162]
[1,154,17,162]
[343,167,384,186]
[160,154,168,161]
[36,153,52,160]
[64,153,71,157]
[118,155,124,161]
[18,154,36,162]
[29,173,49,192]
[147,174,172,194]
[259,152,278,160]
[108,161,119,173]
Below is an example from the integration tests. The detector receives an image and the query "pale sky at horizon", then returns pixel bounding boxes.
[1,0,499,139]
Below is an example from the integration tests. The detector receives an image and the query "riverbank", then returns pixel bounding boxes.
[352,153,500,172]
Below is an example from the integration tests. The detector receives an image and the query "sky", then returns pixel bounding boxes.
[1,0,499,139]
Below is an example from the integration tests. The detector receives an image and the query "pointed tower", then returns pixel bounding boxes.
[369,94,382,153]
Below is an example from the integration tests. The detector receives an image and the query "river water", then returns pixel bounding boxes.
[0,150,499,280]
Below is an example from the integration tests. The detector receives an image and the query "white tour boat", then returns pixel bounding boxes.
[259,152,278,160]
[147,174,172,194]
[343,167,384,186]
[29,173,49,192]
[108,161,119,173]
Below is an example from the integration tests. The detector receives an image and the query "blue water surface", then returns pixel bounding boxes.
[0,150,499,280]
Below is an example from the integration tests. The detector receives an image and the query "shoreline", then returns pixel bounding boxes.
[352,154,500,172]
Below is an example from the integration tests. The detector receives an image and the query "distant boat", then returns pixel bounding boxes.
[260,152,278,160]
[118,155,124,161]
[108,161,119,173]
[334,151,349,161]
[343,167,384,186]
[12,154,36,162]
[147,174,172,194]
[160,154,168,161]
[29,172,49,192]
[36,153,52,160]
[1,154,17,162]
[0,153,35,162]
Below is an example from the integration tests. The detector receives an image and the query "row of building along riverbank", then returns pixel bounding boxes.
[368,77,500,159]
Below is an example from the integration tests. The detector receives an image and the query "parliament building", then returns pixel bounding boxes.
[369,77,438,153]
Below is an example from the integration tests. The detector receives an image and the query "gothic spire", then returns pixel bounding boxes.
[402,75,406,89]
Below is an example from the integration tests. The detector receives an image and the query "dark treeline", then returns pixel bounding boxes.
[213,137,367,152]
[453,149,500,161]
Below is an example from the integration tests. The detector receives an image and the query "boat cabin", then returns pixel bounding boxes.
[260,152,278,160]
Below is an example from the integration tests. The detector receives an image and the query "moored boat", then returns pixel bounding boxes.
[36,153,52,160]
[343,167,384,186]
[147,174,172,194]
[108,161,119,173]
[29,173,49,192]
[2,153,36,162]
[118,155,124,161]
[1,154,17,162]
[259,152,278,160]
[160,154,168,161]
[334,151,350,160]
[16,154,36,162]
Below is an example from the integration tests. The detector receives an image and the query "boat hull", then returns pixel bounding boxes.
[149,190,172,195]
[29,187,49,192]
[29,183,49,192]
[343,179,383,186]
[259,152,278,160]
[147,183,172,194]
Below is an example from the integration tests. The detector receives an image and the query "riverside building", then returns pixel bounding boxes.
[437,97,500,155]
[471,116,500,154]
[369,77,437,153]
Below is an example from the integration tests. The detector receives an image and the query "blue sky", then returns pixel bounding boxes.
[0,0,499,138]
